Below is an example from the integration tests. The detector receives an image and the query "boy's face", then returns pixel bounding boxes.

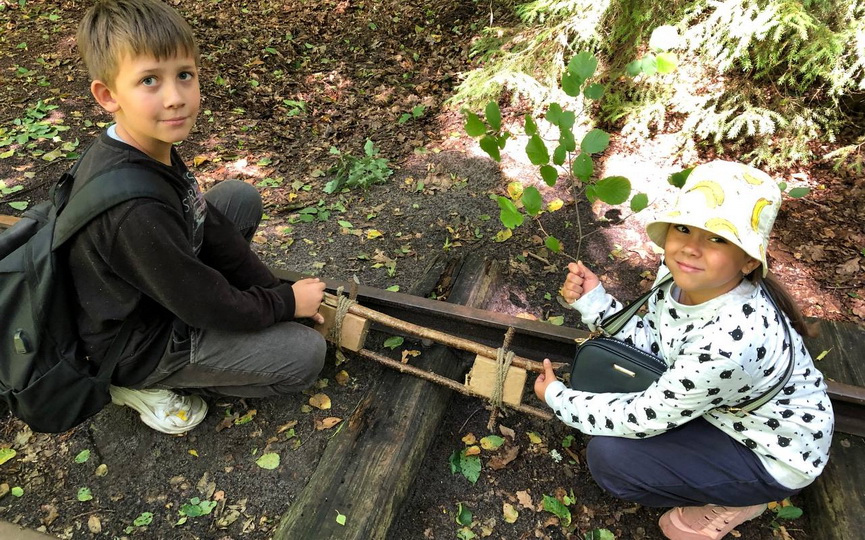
[93,51,200,165]
[664,223,760,305]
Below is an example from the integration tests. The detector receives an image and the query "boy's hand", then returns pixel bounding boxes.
[292,278,326,324]
[533,359,558,402]
[560,261,599,304]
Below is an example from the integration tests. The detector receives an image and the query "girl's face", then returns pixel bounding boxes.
[664,224,761,305]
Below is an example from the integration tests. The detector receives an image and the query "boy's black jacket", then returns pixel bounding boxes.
[67,133,296,386]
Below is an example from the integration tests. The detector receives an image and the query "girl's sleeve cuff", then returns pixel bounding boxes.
[544,380,569,409]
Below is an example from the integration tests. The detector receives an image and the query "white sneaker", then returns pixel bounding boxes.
[109,386,208,435]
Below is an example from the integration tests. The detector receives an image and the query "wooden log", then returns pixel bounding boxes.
[273,254,508,540]
[465,354,527,407]
[0,215,20,229]
[799,319,865,540]
[314,296,370,351]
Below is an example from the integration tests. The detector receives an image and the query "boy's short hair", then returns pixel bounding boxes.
[76,0,200,86]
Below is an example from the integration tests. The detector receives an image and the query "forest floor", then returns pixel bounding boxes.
[1,1,863,539]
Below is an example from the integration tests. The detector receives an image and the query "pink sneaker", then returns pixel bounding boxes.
[659,503,768,540]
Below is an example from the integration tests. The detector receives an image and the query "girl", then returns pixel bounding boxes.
[534,160,833,540]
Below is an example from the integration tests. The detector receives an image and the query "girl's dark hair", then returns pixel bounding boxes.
[749,270,817,338]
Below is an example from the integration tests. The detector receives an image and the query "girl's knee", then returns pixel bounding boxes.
[586,437,640,499]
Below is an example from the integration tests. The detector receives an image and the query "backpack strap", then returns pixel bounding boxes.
[52,167,180,249]
[597,273,673,336]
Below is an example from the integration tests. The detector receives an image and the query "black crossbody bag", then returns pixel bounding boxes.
[569,275,794,417]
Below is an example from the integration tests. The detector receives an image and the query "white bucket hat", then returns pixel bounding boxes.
[645,160,782,277]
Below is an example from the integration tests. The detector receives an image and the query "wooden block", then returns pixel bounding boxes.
[314,301,370,351]
[0,215,21,230]
[465,354,527,407]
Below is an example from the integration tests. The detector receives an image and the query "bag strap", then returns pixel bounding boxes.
[719,284,795,416]
[53,167,180,249]
[597,273,673,336]
[596,273,794,416]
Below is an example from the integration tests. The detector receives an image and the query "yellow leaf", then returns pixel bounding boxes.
[309,393,332,410]
[335,370,350,386]
[527,432,542,444]
[515,312,538,320]
[503,502,519,523]
[461,433,477,445]
[507,182,524,200]
[315,417,342,430]
[401,349,421,363]
[815,348,831,361]
[193,155,209,167]
[494,229,512,243]
[465,445,481,456]
[188,449,199,457]
[547,198,564,212]
[366,229,383,239]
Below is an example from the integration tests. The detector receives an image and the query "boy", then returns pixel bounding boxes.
[72,0,327,434]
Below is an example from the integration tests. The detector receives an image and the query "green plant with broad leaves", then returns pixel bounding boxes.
[324,139,393,194]
[464,52,647,257]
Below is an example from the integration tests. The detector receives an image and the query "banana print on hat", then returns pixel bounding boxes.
[646,160,782,277]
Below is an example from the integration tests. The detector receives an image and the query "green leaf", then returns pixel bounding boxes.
[546,103,563,126]
[338,220,353,228]
[386,285,400,292]
[625,60,642,77]
[641,55,658,76]
[540,165,558,186]
[568,51,598,80]
[335,510,347,526]
[525,134,549,165]
[580,129,610,154]
[552,145,567,166]
[449,449,461,474]
[479,135,500,161]
[464,112,486,137]
[11,486,23,497]
[480,435,505,450]
[522,187,543,216]
[0,448,16,465]
[776,506,804,520]
[583,83,605,100]
[668,168,693,188]
[77,487,93,502]
[459,452,481,484]
[594,176,631,205]
[630,192,649,212]
[8,201,28,211]
[485,102,501,132]
[561,71,583,97]
[363,139,376,157]
[383,336,404,349]
[547,315,564,325]
[497,196,524,229]
[572,153,593,181]
[545,236,562,253]
[456,502,473,526]
[585,529,616,540]
[559,129,576,152]
[524,114,537,136]
[788,187,810,198]
[255,452,280,470]
[133,512,153,526]
[542,494,571,527]
[74,450,90,463]
[656,52,678,74]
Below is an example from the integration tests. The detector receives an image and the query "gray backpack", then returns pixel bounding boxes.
[0,164,176,432]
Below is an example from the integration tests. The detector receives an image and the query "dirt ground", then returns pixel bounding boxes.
[1,1,863,539]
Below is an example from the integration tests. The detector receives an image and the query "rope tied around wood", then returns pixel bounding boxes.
[328,286,356,348]
[487,327,516,430]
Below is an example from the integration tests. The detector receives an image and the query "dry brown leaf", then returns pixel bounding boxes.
[87,515,102,534]
[401,349,421,363]
[309,393,331,410]
[499,425,516,440]
[516,490,534,509]
[315,417,342,430]
[276,420,298,434]
[488,445,519,470]
[464,445,481,456]
[461,433,477,445]
[335,370,350,386]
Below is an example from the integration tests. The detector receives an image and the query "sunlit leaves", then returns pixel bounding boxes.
[485,102,501,132]
[539,165,558,186]
[630,192,649,212]
[580,129,610,154]
[497,197,523,229]
[0,448,16,465]
[521,187,543,216]
[568,51,598,80]
[545,236,562,253]
[572,152,593,181]
[478,135,500,162]
[464,112,486,137]
[588,176,631,205]
[525,134,549,165]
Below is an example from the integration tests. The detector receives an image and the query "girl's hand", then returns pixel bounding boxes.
[533,359,558,402]
[560,261,600,304]
[292,277,326,324]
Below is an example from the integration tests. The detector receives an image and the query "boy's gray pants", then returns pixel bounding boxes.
[138,180,326,397]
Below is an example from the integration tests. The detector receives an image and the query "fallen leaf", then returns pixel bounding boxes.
[0,448,16,466]
[366,229,383,239]
[527,432,543,444]
[309,393,332,410]
[189,449,199,458]
[315,417,342,430]
[503,502,519,523]
[335,370,350,386]
[255,453,280,470]
[515,312,538,320]
[87,515,102,534]
[95,464,108,477]
[276,420,298,434]
[464,445,481,456]
[41,503,59,526]
[193,155,209,167]
[488,445,520,470]
[516,490,534,509]
[401,349,421,363]
[461,433,477,445]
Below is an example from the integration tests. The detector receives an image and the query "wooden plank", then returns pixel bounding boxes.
[0,215,21,229]
[800,433,865,540]
[272,254,500,540]
[465,354,527,407]
[314,295,370,351]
